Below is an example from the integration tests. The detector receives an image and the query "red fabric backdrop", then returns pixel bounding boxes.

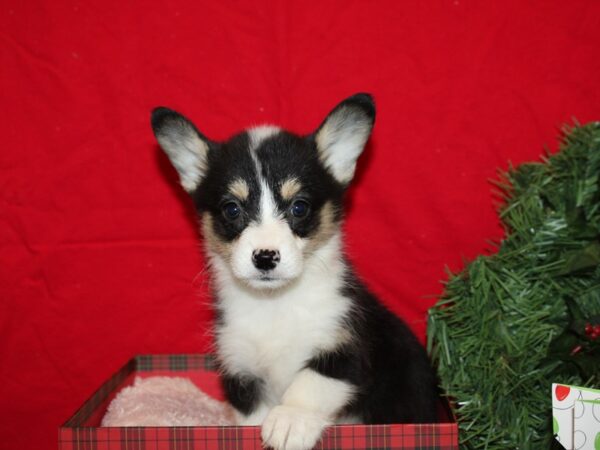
[1,1,599,448]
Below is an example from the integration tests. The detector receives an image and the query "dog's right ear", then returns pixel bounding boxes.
[151,107,212,193]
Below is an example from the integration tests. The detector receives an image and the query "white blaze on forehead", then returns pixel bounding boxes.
[246,125,282,225]
[259,179,280,224]
[248,125,281,152]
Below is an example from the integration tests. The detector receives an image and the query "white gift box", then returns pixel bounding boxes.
[552,383,600,450]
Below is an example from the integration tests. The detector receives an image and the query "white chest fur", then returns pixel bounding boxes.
[211,234,349,403]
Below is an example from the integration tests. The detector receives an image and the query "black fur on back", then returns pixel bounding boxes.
[307,267,439,424]
[343,271,438,424]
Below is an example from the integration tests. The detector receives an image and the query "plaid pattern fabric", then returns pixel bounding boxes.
[135,354,217,372]
[60,355,458,450]
[59,424,458,450]
[63,357,136,428]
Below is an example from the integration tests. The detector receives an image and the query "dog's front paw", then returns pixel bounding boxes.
[261,405,329,450]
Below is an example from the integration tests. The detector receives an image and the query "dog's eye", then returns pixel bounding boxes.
[222,202,241,220]
[290,200,310,218]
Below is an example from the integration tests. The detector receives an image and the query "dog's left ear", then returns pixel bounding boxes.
[314,93,375,185]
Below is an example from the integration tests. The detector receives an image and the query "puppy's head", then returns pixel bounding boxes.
[151,94,375,290]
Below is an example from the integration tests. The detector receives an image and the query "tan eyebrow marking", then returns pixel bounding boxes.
[280,178,302,200]
[228,178,250,200]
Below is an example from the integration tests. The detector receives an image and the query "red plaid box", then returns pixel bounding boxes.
[59,355,458,450]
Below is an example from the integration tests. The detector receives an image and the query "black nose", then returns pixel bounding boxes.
[252,249,280,271]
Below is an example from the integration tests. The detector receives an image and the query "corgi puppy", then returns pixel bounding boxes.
[151,94,438,450]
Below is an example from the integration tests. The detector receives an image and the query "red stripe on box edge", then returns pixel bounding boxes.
[60,355,458,450]
[60,424,457,450]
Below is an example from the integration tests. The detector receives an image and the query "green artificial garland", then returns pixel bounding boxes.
[428,122,600,449]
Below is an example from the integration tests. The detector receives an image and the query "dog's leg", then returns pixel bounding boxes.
[234,402,270,426]
[261,369,355,450]
[221,372,269,425]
